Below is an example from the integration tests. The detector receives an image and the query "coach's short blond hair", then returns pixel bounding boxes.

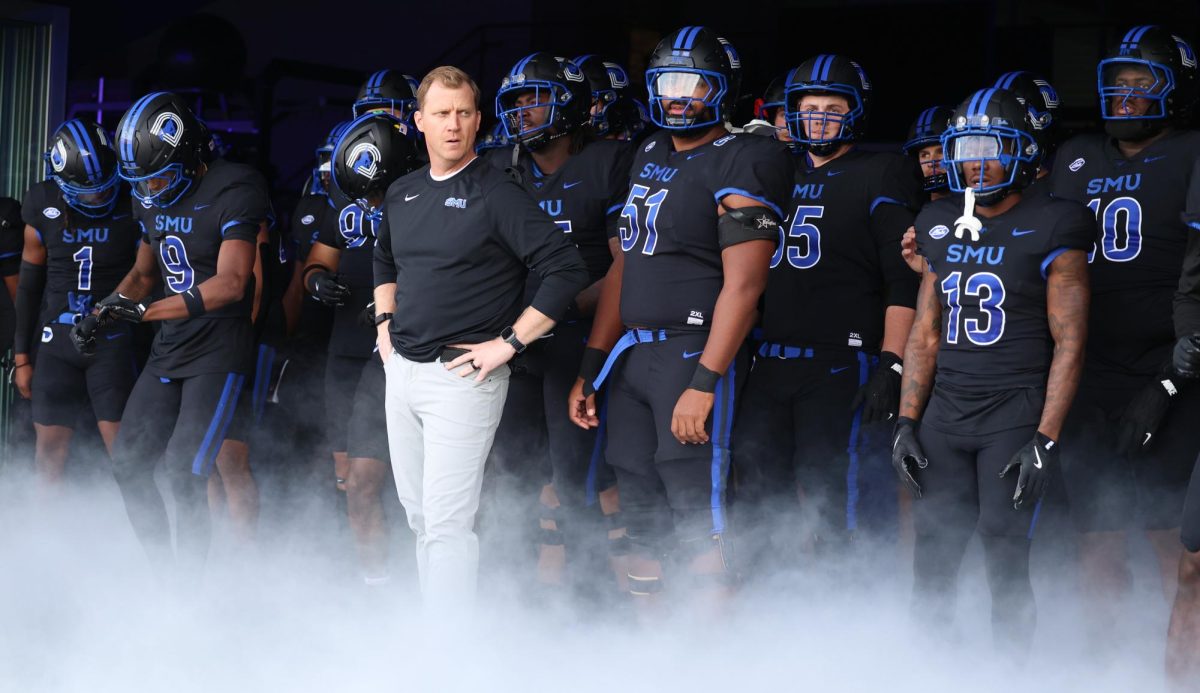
[416,66,481,110]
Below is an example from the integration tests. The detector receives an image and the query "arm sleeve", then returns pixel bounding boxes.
[485,178,588,322]
[871,155,923,308]
[13,261,45,354]
[373,203,397,287]
[217,172,270,244]
[1175,156,1200,336]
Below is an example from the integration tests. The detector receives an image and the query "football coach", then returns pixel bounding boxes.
[372,65,588,614]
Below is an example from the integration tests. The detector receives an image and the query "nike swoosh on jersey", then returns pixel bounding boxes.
[1012,229,1037,236]
[404,193,420,201]
[562,181,583,189]
[826,170,845,177]
[1143,155,1167,163]
[682,350,702,359]
[105,333,125,340]
[686,152,706,160]
[194,203,211,210]
[830,366,851,374]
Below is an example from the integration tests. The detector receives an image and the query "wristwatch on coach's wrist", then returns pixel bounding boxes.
[374,312,393,326]
[500,326,527,354]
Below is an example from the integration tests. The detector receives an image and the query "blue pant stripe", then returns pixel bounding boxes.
[585,394,608,506]
[1026,498,1043,540]
[206,375,245,475]
[191,373,239,475]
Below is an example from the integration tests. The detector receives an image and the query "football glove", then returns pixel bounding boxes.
[359,301,376,328]
[1113,373,1179,456]
[306,270,350,307]
[96,292,148,324]
[999,433,1057,509]
[69,313,101,355]
[851,351,903,424]
[1174,334,1200,380]
[891,416,927,498]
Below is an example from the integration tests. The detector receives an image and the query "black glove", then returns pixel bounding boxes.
[891,416,927,499]
[1112,373,1179,456]
[359,301,376,328]
[1174,334,1200,380]
[578,347,607,397]
[69,313,101,355]
[999,432,1058,509]
[851,351,903,424]
[306,270,350,307]
[96,292,147,324]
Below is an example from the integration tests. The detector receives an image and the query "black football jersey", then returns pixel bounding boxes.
[618,130,792,330]
[317,187,377,359]
[132,158,270,377]
[486,139,633,285]
[762,148,922,351]
[915,193,1094,395]
[21,180,140,326]
[1049,130,1200,375]
[290,193,331,264]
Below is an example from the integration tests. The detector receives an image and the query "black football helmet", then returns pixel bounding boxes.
[645,26,735,133]
[903,105,953,193]
[992,71,1060,159]
[115,91,204,208]
[310,120,350,196]
[572,54,632,137]
[353,70,420,121]
[475,122,511,153]
[606,97,652,142]
[495,53,590,151]
[755,74,787,126]
[941,88,1040,205]
[1098,25,1198,141]
[331,113,419,223]
[785,55,872,156]
[44,119,120,218]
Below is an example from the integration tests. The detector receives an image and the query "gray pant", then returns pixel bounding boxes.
[382,351,509,614]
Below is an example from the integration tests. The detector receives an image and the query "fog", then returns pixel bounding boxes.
[0,431,1177,693]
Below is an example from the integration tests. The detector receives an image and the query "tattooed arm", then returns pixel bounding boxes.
[1039,249,1090,440]
[899,267,942,421]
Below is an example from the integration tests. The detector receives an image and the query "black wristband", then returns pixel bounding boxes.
[303,265,332,293]
[182,288,206,318]
[374,311,393,326]
[895,415,918,430]
[578,347,607,395]
[687,363,721,393]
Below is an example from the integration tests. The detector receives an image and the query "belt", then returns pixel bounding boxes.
[591,328,670,391]
[757,342,815,359]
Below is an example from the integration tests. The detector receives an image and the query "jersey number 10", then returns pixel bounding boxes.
[1086,196,1142,263]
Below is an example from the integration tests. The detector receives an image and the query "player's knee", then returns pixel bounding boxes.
[607,513,632,557]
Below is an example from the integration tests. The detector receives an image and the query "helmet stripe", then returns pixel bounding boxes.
[966,89,985,118]
[673,27,693,50]
[120,91,166,162]
[513,54,535,78]
[681,26,703,51]
[819,54,835,81]
[809,55,825,82]
[66,120,99,180]
[1131,25,1154,45]
[996,71,1018,89]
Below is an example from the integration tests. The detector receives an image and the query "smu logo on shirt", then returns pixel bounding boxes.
[638,163,677,182]
[444,197,467,209]
[946,243,1005,266]
[539,199,562,217]
[63,227,110,243]
[155,214,193,234]
[1086,174,1141,195]
[792,183,824,200]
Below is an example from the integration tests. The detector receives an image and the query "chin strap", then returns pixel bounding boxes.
[953,187,983,242]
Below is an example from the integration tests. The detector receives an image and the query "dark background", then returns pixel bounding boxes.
[30,0,1200,211]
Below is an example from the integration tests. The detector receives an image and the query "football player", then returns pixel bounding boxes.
[1048,26,1200,638]
[900,87,1092,651]
[15,119,140,487]
[899,105,953,274]
[85,92,270,579]
[732,55,922,570]
[489,53,634,598]
[568,26,791,615]
[742,74,789,142]
[305,113,419,584]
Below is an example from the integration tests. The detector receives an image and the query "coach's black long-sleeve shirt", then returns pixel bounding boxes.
[374,156,588,362]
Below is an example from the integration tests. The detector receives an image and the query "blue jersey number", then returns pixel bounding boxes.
[940,270,1006,346]
[73,246,93,291]
[1086,196,1142,263]
[620,184,669,256]
[338,205,371,248]
[159,236,195,292]
[771,205,823,269]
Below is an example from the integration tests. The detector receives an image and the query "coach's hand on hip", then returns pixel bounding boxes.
[445,338,516,381]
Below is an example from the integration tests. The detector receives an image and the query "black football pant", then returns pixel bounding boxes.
[111,370,245,581]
